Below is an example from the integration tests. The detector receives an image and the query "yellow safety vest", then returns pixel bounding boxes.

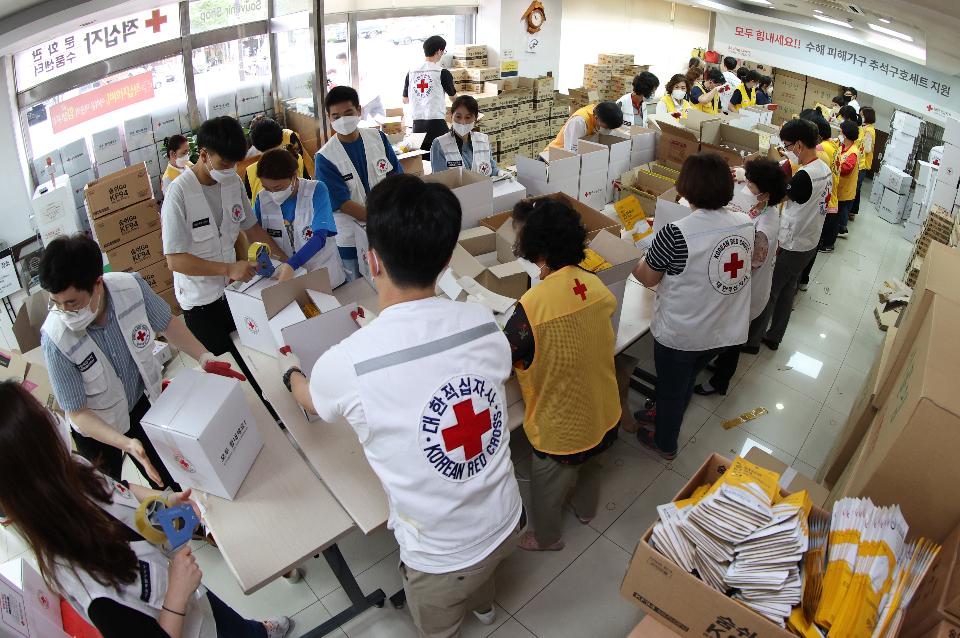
[818,139,840,211]
[859,124,875,170]
[515,266,621,455]
[549,105,597,150]
[660,94,690,118]
[836,141,859,202]
[691,82,720,114]
[731,84,755,112]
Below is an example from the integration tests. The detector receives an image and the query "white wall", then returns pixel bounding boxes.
[0,56,35,246]
[478,0,562,79]
[557,0,710,92]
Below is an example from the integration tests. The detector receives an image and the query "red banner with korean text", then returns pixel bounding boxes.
[49,72,154,134]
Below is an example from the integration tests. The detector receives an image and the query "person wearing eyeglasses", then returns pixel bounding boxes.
[38,234,245,490]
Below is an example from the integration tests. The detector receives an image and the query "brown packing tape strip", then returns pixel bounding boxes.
[721,407,768,430]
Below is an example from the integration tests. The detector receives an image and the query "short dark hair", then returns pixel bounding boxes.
[723,56,737,71]
[759,75,772,89]
[256,148,299,180]
[512,198,587,270]
[196,116,248,162]
[832,95,847,107]
[39,234,103,294]
[838,105,860,125]
[594,101,624,129]
[366,174,460,289]
[780,119,819,149]
[706,69,725,85]
[676,153,734,210]
[451,94,479,118]
[688,57,703,70]
[860,106,876,124]
[845,87,857,96]
[325,85,361,112]
[423,35,446,57]
[632,71,660,98]
[685,67,703,84]
[800,109,831,141]
[840,120,859,142]
[163,134,188,158]
[744,158,788,206]
[250,117,283,152]
[665,74,687,94]
[745,70,761,84]
[736,67,749,81]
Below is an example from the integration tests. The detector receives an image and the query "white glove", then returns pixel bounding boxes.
[733,166,746,183]
[198,352,215,367]
[278,347,302,377]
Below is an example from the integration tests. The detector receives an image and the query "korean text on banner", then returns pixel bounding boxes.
[50,72,155,134]
[713,14,960,122]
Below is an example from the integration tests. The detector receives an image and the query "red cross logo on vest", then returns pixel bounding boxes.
[573,279,588,300]
[37,593,50,610]
[928,104,934,112]
[442,400,492,461]
[376,158,389,175]
[723,252,744,279]
[131,323,151,349]
[302,227,314,241]
[145,9,167,33]
[416,77,430,94]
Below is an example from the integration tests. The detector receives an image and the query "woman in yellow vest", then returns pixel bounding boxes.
[245,118,311,200]
[689,68,725,114]
[505,198,620,552]
[825,120,860,250]
[729,69,761,112]
[160,134,192,197]
[657,74,691,119]
[850,106,876,224]
[547,101,623,153]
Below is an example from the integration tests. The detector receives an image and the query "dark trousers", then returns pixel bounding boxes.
[413,118,451,159]
[183,295,259,396]
[653,339,723,454]
[851,169,867,217]
[208,591,267,637]
[709,315,766,393]
[820,211,842,250]
[751,247,818,347]
[836,199,854,237]
[71,396,180,491]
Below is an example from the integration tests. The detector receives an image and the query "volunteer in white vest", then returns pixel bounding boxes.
[39,234,244,491]
[631,153,753,459]
[695,159,787,397]
[162,116,281,364]
[745,119,833,353]
[315,86,403,281]
[617,71,659,126]
[0,381,291,638]
[403,35,457,155]
[429,94,499,176]
[253,148,344,285]
[278,174,523,638]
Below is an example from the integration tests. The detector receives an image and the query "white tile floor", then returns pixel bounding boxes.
[0,179,915,637]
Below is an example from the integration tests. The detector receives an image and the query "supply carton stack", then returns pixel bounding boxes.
[582,54,639,102]
[473,76,562,166]
[803,77,839,110]
[83,163,176,313]
[883,110,924,173]
[451,45,492,92]
[875,163,913,224]
[567,87,599,111]
[904,160,941,240]
[771,69,805,124]
[903,206,953,287]
[927,117,960,218]
[451,44,488,68]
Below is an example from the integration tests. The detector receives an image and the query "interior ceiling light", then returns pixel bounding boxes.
[815,14,853,28]
[698,0,730,10]
[741,0,773,5]
[869,23,913,41]
[813,8,823,13]
[878,17,891,23]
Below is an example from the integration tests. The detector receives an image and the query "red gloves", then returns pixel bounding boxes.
[203,360,246,381]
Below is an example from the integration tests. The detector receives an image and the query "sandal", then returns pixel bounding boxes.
[518,531,565,552]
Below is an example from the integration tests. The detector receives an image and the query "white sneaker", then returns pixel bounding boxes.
[473,608,497,625]
[263,616,292,638]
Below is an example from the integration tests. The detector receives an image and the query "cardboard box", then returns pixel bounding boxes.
[60,138,92,175]
[581,133,632,202]
[653,188,691,234]
[92,126,123,164]
[517,147,581,200]
[12,291,49,352]
[91,198,160,251]
[699,121,761,166]
[0,348,27,382]
[621,452,829,638]
[123,114,155,151]
[901,522,960,636]
[628,617,682,638]
[0,559,70,638]
[142,369,263,499]
[105,229,164,273]
[68,169,93,208]
[916,621,960,638]
[803,78,837,110]
[491,179,527,214]
[841,295,960,541]
[929,176,959,214]
[585,229,643,334]
[879,186,909,223]
[152,105,182,140]
[893,110,923,137]
[879,164,913,194]
[24,362,60,414]
[744,448,828,506]
[32,180,81,246]
[651,111,718,165]
[422,169,494,229]
[237,84,266,116]
[917,160,939,188]
[98,156,127,177]
[617,166,675,217]
[129,145,160,178]
[576,140,611,209]
[83,162,152,219]
[156,286,181,316]
[132,257,174,294]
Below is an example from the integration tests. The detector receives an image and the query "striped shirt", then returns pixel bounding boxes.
[41,275,172,412]
[645,223,689,275]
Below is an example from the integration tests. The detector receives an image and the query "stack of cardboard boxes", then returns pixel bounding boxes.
[884,110,924,172]
[927,117,960,217]
[902,205,953,286]
[582,54,646,102]
[904,160,941,240]
[451,45,495,93]
[83,163,177,314]
[803,76,839,111]
[770,69,806,124]
[875,163,914,223]
[471,75,563,166]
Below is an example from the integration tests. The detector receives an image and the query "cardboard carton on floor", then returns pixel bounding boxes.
[617,166,675,217]
[517,147,581,200]
[650,110,718,165]
[699,121,761,167]
[620,452,830,638]
[879,186,910,223]
[84,162,153,220]
[900,521,960,636]
[142,369,263,500]
[132,259,174,294]
[105,229,164,273]
[91,198,161,251]
[423,168,494,229]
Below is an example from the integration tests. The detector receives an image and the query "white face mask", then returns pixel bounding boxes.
[268,184,293,204]
[205,157,236,183]
[767,86,773,96]
[515,257,543,280]
[332,115,360,136]
[452,122,474,137]
[671,89,686,101]
[174,155,189,168]
[785,150,799,165]
[54,288,101,332]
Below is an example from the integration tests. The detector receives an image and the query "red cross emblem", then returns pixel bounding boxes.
[416,78,431,94]
[174,453,196,473]
[231,205,243,222]
[245,316,258,334]
[135,330,147,343]
[131,323,150,348]
[145,9,168,33]
[37,593,49,610]
[302,227,314,240]
[723,252,744,279]
[928,104,934,112]
[573,278,587,300]
[441,399,492,461]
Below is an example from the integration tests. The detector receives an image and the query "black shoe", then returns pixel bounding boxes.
[636,429,677,460]
[819,246,835,253]
[694,384,725,397]
[740,345,761,355]
[761,338,779,351]
[633,409,656,425]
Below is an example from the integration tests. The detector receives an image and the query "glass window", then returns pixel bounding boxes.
[325,22,350,92]
[193,36,272,126]
[277,28,317,116]
[189,0,268,33]
[274,0,311,15]
[355,15,461,108]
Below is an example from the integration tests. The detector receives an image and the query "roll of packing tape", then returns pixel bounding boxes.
[134,495,170,545]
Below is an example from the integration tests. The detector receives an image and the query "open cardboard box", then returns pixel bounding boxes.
[653,187,691,234]
[575,139,612,209]
[517,147,581,200]
[423,168,494,230]
[445,226,530,305]
[699,121,762,167]
[617,166,675,217]
[901,521,960,636]
[650,111,719,165]
[612,126,657,168]
[580,133,633,203]
[621,452,829,638]
[12,291,49,353]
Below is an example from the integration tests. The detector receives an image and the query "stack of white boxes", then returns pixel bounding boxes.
[883,110,923,172]
[32,138,95,232]
[904,160,940,241]
[875,163,913,224]
[124,114,161,197]
[927,117,960,222]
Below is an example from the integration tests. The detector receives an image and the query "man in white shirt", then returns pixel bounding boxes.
[279,174,523,638]
[844,87,861,112]
[720,57,741,112]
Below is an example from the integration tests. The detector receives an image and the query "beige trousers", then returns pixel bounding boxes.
[529,452,603,546]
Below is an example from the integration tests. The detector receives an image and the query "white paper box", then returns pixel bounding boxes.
[60,138,92,175]
[142,369,263,500]
[152,105,181,140]
[237,84,266,116]
[903,220,923,242]
[878,164,912,195]
[129,145,160,178]
[937,142,960,188]
[268,301,306,348]
[69,169,93,208]
[32,181,80,246]
[97,156,127,177]
[422,169,494,230]
[92,127,123,165]
[916,160,938,187]
[892,111,922,137]
[869,181,883,205]
[0,559,69,637]
[206,92,238,119]
[517,148,580,199]
[123,114,155,150]
[492,179,527,214]
[878,186,909,223]
[929,177,958,213]
[226,275,284,356]
[32,148,62,181]
[943,117,960,148]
